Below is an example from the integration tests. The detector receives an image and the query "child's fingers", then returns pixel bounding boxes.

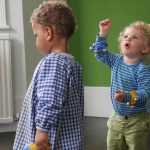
[100,19,111,26]
[37,143,51,150]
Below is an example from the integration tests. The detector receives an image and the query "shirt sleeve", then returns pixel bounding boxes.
[124,66,150,104]
[35,55,69,131]
[136,66,150,103]
[90,34,120,68]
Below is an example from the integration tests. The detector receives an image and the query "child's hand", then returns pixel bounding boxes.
[99,19,111,37]
[35,129,51,150]
[115,90,125,102]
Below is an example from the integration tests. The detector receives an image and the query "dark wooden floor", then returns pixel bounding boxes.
[0,117,150,150]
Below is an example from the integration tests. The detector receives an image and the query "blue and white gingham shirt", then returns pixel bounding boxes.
[13,52,84,150]
[91,35,150,116]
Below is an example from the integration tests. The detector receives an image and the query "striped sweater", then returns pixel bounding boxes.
[91,35,150,116]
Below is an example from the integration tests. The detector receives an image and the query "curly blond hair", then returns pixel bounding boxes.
[119,21,150,48]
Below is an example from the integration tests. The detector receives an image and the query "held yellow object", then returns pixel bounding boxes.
[129,91,137,109]
[23,144,37,150]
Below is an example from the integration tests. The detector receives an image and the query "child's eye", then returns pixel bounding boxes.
[123,35,128,39]
[133,36,139,39]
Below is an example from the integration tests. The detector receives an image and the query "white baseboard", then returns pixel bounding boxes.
[84,86,113,117]
[0,87,113,132]
[0,121,17,133]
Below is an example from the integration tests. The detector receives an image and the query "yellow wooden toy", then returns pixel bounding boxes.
[23,144,37,150]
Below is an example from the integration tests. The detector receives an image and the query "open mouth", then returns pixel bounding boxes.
[124,43,130,49]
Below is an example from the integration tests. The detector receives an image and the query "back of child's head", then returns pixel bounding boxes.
[30,0,77,38]
[119,21,150,49]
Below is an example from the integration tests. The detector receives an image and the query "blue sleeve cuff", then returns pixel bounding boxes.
[96,34,107,43]
[90,34,108,53]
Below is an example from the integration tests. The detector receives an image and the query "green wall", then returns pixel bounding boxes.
[68,0,150,86]
[23,0,150,86]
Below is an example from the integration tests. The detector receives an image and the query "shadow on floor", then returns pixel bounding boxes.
[84,117,107,150]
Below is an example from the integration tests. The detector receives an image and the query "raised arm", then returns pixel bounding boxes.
[90,19,111,52]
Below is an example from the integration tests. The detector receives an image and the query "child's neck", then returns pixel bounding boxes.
[52,38,69,53]
[52,48,68,53]
[123,56,142,65]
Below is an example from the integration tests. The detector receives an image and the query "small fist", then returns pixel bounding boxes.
[99,19,111,37]
[100,19,111,26]
[115,90,125,102]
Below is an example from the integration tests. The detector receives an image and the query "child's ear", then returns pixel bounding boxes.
[142,47,150,55]
[46,26,53,41]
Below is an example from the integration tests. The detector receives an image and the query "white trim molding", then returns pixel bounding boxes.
[0,33,13,123]
[0,0,26,132]
[84,86,113,118]
[0,0,9,29]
